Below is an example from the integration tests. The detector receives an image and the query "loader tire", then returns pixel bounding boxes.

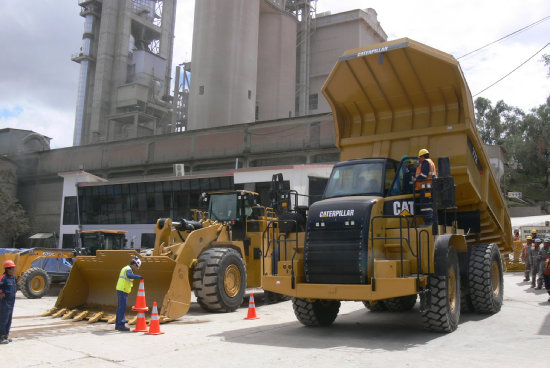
[193,248,246,312]
[384,294,417,312]
[363,300,387,312]
[292,298,340,326]
[468,243,503,314]
[421,247,460,332]
[19,267,51,299]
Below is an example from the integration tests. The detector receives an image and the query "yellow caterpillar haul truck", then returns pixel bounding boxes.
[46,189,296,323]
[261,38,513,333]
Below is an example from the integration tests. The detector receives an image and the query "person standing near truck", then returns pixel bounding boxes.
[530,238,542,288]
[543,240,550,303]
[412,148,437,226]
[522,236,533,282]
[536,238,550,289]
[0,260,17,344]
[115,256,143,331]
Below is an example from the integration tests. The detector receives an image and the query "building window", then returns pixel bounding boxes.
[199,85,204,95]
[309,93,318,110]
[78,176,235,225]
[63,196,79,225]
[248,90,252,100]
[62,233,76,249]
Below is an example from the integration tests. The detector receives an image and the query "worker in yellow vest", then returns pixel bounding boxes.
[412,148,437,225]
[115,256,143,331]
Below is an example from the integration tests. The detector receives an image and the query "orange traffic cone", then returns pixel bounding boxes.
[132,280,149,312]
[145,301,164,335]
[133,311,148,332]
[244,293,259,320]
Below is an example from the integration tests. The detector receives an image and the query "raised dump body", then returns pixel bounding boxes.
[262,38,513,333]
[325,38,512,253]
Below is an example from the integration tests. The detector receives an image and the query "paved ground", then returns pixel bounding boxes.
[2,273,549,367]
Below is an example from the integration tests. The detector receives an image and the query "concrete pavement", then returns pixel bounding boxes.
[2,273,549,367]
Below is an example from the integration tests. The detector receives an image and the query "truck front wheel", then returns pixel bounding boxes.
[468,243,503,313]
[192,248,247,312]
[292,298,340,326]
[421,247,460,332]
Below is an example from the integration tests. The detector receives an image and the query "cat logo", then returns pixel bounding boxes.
[393,200,414,216]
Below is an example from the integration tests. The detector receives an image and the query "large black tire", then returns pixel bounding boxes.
[363,300,387,312]
[468,243,503,313]
[460,277,474,313]
[292,298,340,326]
[192,248,247,312]
[384,294,417,312]
[421,247,461,332]
[19,267,51,299]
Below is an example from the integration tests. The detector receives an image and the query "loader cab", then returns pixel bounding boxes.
[79,230,128,256]
[205,191,260,241]
[205,191,260,223]
[323,158,399,199]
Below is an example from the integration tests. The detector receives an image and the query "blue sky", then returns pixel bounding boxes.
[1,0,549,148]
[0,106,23,119]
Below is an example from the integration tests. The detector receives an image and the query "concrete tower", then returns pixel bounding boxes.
[72,0,177,146]
[188,0,261,130]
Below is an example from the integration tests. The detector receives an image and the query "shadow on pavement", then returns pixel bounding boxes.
[211,307,445,351]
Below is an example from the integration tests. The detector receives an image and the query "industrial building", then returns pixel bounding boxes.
[4,0,390,248]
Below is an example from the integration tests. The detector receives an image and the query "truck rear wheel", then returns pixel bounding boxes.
[468,243,503,313]
[384,294,417,312]
[19,267,51,299]
[292,298,340,326]
[421,247,460,332]
[363,300,387,312]
[192,248,247,312]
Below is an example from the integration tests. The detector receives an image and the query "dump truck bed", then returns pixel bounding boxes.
[322,38,512,252]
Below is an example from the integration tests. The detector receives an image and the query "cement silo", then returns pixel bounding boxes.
[188,0,260,130]
[256,2,297,121]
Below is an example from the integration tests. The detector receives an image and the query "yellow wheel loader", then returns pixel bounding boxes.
[0,248,75,299]
[261,39,513,333]
[45,188,301,323]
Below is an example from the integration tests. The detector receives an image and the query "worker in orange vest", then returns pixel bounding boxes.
[521,236,533,282]
[412,148,437,226]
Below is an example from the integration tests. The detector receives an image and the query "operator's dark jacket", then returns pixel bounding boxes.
[0,273,17,303]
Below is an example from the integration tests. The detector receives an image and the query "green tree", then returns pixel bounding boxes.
[0,179,30,247]
[474,97,522,145]
[522,96,550,186]
[543,54,550,77]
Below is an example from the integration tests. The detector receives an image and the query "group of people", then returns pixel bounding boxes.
[519,229,550,302]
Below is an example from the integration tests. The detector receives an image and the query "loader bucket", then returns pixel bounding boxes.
[52,250,191,322]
